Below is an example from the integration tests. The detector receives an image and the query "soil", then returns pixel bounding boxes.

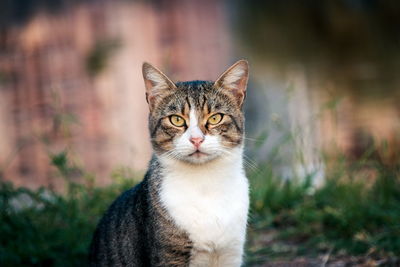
[248,228,399,267]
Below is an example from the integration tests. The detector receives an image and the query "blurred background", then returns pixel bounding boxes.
[1,0,399,265]
[1,0,399,189]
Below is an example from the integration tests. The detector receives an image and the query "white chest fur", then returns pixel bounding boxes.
[159,149,249,266]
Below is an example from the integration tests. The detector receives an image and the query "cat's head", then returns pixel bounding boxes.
[142,60,249,165]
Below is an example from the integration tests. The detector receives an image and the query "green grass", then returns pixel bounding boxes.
[246,158,400,265]
[1,154,399,266]
[0,175,136,266]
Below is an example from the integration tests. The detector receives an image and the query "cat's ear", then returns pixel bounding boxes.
[142,62,176,110]
[214,60,249,107]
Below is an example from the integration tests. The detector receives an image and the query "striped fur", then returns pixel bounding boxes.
[90,60,249,266]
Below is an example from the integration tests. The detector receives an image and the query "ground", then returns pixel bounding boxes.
[247,228,399,267]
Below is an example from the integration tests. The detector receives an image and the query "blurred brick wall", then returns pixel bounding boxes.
[0,0,232,188]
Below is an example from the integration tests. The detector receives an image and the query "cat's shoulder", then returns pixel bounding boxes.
[99,181,146,223]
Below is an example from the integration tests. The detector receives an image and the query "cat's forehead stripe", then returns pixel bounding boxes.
[188,109,204,138]
[189,109,198,127]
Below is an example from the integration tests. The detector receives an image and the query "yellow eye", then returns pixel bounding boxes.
[207,113,223,125]
[169,115,186,127]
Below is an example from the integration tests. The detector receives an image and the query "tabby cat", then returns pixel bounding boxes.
[89,60,250,267]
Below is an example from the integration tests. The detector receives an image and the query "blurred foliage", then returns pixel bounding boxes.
[0,152,137,266]
[233,0,400,98]
[235,0,400,62]
[86,39,121,77]
[0,71,10,85]
[247,155,400,265]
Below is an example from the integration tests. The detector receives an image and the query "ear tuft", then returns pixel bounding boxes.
[142,62,176,110]
[214,60,249,106]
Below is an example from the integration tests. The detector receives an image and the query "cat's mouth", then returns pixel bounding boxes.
[188,150,208,157]
[179,149,220,164]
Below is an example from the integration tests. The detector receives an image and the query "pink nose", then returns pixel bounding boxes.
[190,137,204,148]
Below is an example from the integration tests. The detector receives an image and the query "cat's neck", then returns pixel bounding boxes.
[157,146,244,181]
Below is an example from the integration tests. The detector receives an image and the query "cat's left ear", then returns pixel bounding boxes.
[214,60,249,107]
[142,62,177,110]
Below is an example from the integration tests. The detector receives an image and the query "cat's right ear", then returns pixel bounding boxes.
[142,62,176,110]
[214,60,249,107]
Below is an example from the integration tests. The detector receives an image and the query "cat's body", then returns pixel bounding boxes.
[90,61,250,267]
[90,158,193,266]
